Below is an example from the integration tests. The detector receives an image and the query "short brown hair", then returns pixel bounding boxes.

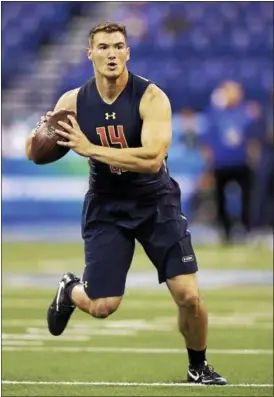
[89,22,127,45]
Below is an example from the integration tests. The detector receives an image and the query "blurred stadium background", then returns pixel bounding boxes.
[2,1,273,242]
[1,2,273,396]
[2,1,273,245]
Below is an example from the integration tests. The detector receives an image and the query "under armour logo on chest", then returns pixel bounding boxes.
[105,112,116,120]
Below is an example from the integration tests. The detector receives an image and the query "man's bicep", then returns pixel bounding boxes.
[141,119,172,159]
[141,87,172,151]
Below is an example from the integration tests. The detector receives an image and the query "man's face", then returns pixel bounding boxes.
[87,32,130,79]
[223,82,243,106]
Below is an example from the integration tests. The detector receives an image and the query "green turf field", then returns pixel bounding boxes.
[2,242,273,396]
[2,241,273,273]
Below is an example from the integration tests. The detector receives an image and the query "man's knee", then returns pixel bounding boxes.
[179,293,201,310]
[88,296,122,319]
[167,273,202,310]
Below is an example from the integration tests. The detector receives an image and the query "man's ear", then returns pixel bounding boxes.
[126,47,130,62]
[86,47,92,61]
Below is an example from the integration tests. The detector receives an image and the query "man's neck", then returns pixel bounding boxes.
[95,69,129,104]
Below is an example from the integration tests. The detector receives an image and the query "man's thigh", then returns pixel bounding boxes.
[136,198,198,283]
[82,222,135,298]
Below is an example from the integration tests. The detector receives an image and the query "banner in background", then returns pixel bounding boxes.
[2,155,202,225]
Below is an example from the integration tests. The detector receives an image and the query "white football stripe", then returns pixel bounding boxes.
[2,346,273,355]
[2,380,273,388]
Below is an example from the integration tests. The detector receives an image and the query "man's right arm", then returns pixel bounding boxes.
[25,88,79,160]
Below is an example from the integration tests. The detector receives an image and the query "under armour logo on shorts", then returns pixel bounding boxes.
[182,255,194,262]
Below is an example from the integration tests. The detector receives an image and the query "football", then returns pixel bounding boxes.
[31,109,76,165]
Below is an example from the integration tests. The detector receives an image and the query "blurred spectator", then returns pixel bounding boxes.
[170,107,209,161]
[177,108,202,146]
[174,109,215,224]
[190,171,216,225]
[249,89,274,236]
[172,108,209,144]
[170,108,212,220]
[201,81,262,242]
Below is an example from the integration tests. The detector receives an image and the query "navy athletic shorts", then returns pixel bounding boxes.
[81,187,198,299]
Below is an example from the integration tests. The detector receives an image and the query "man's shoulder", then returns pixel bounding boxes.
[55,87,80,112]
[140,83,171,118]
[59,87,80,101]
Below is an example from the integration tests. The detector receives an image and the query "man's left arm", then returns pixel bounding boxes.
[56,85,172,173]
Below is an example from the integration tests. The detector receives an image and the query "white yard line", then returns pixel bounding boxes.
[2,334,89,341]
[2,314,273,329]
[2,380,273,388]
[2,346,273,355]
[1,341,43,346]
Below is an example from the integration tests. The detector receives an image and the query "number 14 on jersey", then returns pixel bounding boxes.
[96,125,128,175]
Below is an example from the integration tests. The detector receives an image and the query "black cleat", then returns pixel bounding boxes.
[47,272,80,336]
[187,361,227,385]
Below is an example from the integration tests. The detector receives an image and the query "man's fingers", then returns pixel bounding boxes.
[45,111,54,121]
[38,111,53,124]
[67,115,78,128]
[58,120,75,133]
[57,140,72,147]
[55,129,71,139]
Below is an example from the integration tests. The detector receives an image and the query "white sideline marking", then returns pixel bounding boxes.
[2,333,89,342]
[2,346,273,355]
[2,341,43,346]
[2,380,273,388]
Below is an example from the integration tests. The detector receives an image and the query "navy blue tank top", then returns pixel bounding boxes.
[77,72,172,200]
